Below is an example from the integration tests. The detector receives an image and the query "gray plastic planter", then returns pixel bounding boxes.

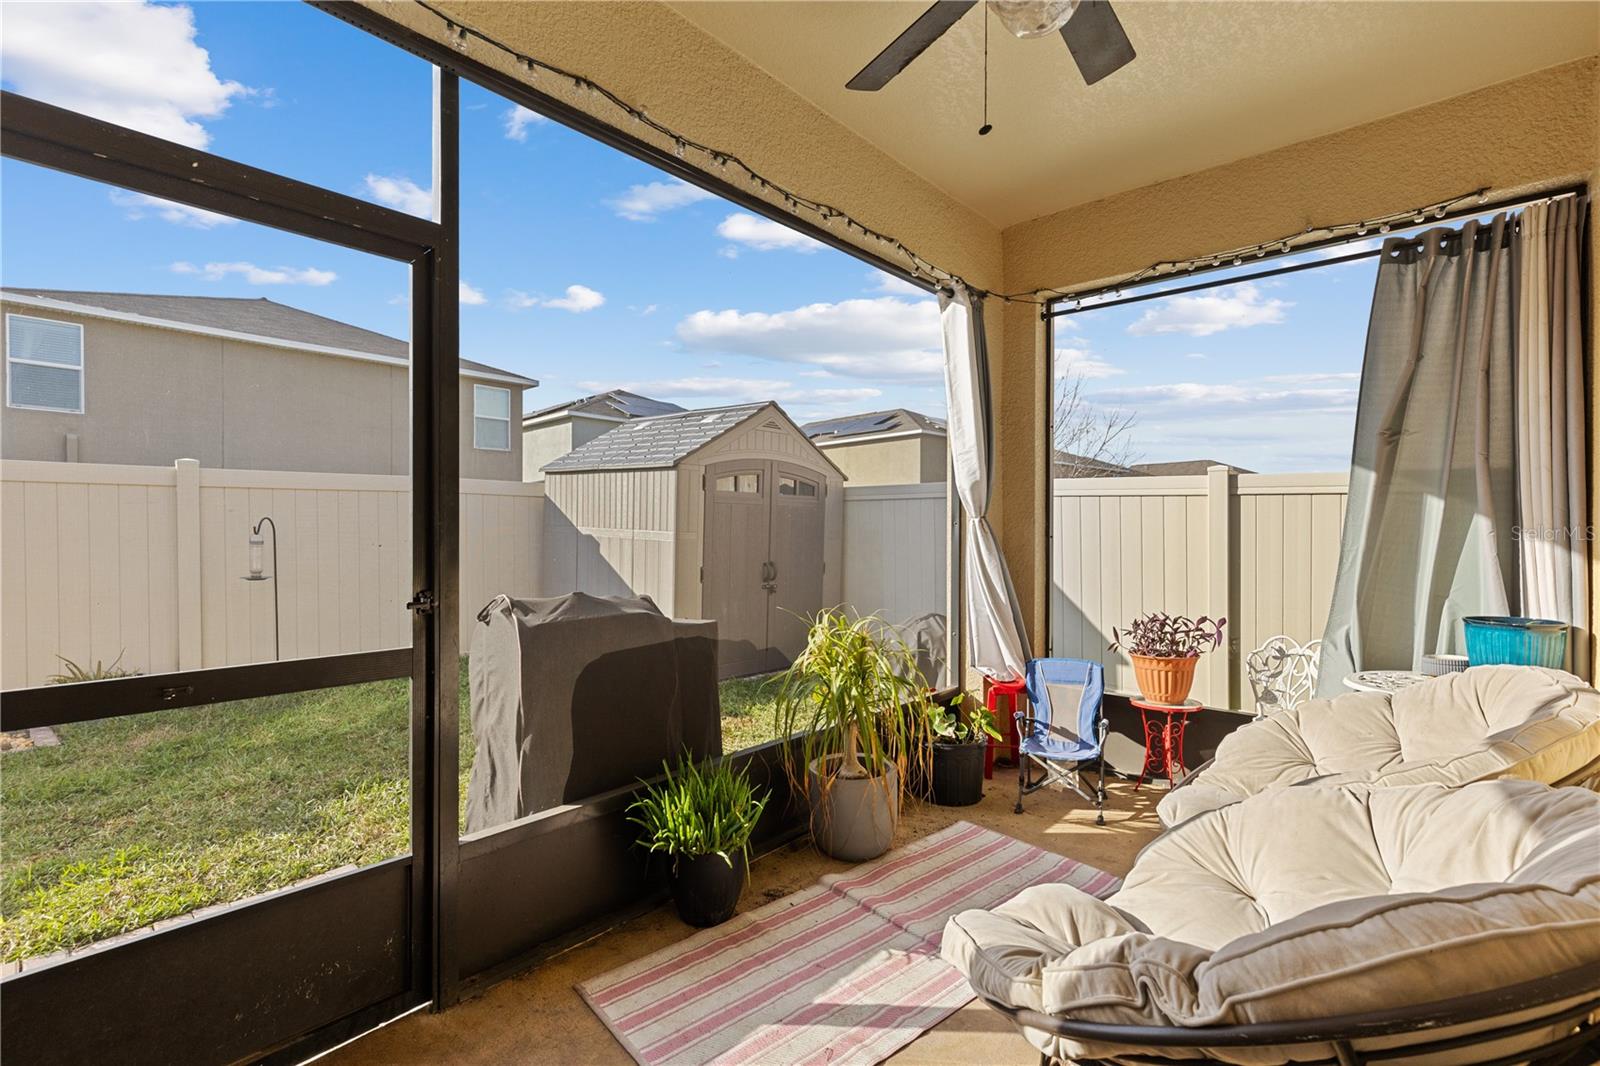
[807,757,900,861]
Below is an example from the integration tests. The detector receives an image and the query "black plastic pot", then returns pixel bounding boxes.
[931,741,985,806]
[671,851,749,927]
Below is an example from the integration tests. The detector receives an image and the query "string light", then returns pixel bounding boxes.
[410,1,1501,307]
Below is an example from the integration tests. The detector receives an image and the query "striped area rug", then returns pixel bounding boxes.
[578,821,1119,1066]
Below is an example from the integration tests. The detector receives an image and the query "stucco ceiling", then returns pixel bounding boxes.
[668,1,1600,229]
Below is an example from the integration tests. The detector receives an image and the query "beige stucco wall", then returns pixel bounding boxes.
[818,433,949,486]
[2,302,524,478]
[999,57,1600,657]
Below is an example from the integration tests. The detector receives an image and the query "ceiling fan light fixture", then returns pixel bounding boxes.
[988,0,1079,39]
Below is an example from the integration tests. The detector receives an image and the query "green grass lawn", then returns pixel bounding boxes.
[0,667,782,962]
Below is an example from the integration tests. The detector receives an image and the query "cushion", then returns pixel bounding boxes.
[943,780,1600,1065]
[1158,666,1600,827]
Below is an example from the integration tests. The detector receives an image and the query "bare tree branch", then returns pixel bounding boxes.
[1052,370,1139,478]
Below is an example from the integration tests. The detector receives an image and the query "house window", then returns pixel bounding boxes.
[6,313,84,413]
[473,384,511,450]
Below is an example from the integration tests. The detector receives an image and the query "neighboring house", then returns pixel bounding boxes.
[1132,459,1257,476]
[1053,450,1145,478]
[802,408,948,486]
[521,388,684,483]
[1,289,536,479]
[543,402,844,678]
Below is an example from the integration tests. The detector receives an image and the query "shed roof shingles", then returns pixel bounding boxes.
[543,404,767,472]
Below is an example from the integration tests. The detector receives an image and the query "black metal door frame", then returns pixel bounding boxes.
[0,76,460,1062]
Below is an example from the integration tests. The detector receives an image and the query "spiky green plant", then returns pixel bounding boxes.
[627,754,769,870]
[771,609,931,802]
[47,651,139,685]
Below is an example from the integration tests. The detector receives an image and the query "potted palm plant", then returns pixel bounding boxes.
[926,693,1001,807]
[1110,612,1226,705]
[773,610,930,862]
[627,754,769,927]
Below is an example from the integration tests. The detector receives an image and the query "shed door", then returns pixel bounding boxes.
[704,462,773,678]
[769,465,826,668]
[703,459,828,678]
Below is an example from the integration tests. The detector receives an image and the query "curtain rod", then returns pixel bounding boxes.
[1043,186,1584,319]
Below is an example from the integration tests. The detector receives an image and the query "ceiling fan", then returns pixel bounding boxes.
[846,0,1135,92]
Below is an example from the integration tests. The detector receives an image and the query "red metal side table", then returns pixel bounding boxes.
[983,676,1028,780]
[1130,697,1203,789]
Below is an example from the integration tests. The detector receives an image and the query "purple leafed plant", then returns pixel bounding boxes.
[1109,613,1226,659]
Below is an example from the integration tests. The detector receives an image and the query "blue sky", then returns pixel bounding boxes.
[1,1,1380,472]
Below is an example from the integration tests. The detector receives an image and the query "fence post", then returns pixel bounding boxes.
[174,458,203,671]
[1206,465,1235,707]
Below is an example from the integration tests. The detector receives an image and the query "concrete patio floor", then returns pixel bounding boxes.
[321,773,1165,1066]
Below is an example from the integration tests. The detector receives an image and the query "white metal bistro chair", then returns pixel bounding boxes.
[1245,635,1321,719]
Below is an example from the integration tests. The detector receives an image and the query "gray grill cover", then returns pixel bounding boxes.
[465,592,721,835]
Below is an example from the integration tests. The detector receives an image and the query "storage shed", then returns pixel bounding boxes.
[542,402,844,677]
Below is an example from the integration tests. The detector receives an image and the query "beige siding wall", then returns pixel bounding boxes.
[816,434,949,487]
[819,437,917,487]
[542,468,678,612]
[1050,471,1347,713]
[1,458,542,688]
[521,421,571,483]
[918,434,949,484]
[1,302,523,478]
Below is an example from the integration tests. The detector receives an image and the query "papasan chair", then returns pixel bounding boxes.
[1158,665,1600,827]
[943,778,1600,1065]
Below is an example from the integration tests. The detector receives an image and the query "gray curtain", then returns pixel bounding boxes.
[1318,215,1518,694]
[1515,196,1590,674]
[940,283,1031,680]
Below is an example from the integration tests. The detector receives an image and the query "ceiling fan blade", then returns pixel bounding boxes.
[1060,0,1136,85]
[846,0,978,91]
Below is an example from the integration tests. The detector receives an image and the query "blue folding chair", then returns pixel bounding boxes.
[1014,658,1108,824]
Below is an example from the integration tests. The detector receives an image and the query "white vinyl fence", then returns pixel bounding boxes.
[1,459,543,688]
[1050,468,1348,712]
[840,484,948,629]
[2,460,948,690]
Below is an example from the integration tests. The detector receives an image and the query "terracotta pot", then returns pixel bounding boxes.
[1130,654,1199,704]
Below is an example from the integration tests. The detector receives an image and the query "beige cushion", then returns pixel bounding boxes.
[1158,666,1600,827]
[942,780,1600,1065]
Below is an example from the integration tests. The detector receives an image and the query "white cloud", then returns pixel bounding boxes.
[870,273,930,298]
[108,190,236,229]
[607,180,715,221]
[0,1,250,149]
[717,246,740,260]
[170,261,336,286]
[1054,346,1123,380]
[716,213,823,253]
[675,296,942,380]
[582,376,882,408]
[458,281,487,306]
[1088,376,1356,416]
[363,174,433,218]
[1127,282,1290,337]
[502,104,547,141]
[508,284,606,313]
